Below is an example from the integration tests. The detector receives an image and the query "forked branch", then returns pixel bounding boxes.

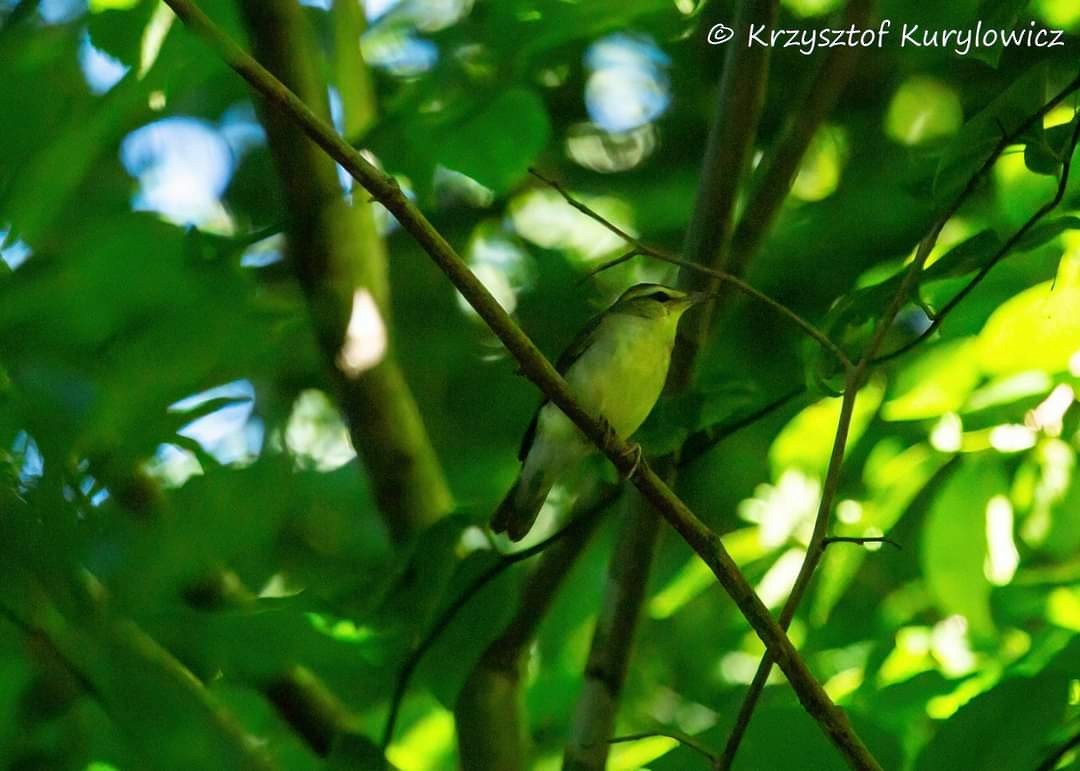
[717,74,1080,771]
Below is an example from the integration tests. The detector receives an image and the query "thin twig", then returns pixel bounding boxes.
[164,4,883,767]
[679,386,808,468]
[381,490,619,748]
[875,114,1080,364]
[608,730,717,765]
[717,70,1080,771]
[529,168,853,372]
[823,536,902,550]
[577,248,640,284]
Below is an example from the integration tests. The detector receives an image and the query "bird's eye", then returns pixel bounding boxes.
[647,291,670,302]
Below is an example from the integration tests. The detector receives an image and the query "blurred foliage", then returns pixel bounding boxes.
[2,0,1080,769]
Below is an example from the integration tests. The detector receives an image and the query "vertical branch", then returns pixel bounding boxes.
[455,504,606,771]
[562,495,664,771]
[669,0,781,375]
[729,0,873,276]
[564,2,779,768]
[330,0,376,140]
[237,0,452,543]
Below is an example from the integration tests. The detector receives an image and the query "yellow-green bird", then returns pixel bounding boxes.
[491,283,706,541]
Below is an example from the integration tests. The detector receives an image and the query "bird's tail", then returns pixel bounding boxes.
[490,467,554,542]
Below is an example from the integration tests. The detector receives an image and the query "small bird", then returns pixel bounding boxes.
[491,283,706,541]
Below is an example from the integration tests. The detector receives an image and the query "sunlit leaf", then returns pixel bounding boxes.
[883,339,981,421]
[976,278,1080,375]
[921,459,1006,636]
[770,378,885,479]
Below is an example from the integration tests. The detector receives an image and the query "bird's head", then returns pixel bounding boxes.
[609,283,708,322]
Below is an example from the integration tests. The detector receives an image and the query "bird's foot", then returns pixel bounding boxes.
[597,418,642,479]
[619,442,643,480]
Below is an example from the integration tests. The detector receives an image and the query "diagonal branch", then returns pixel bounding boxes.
[160,2,881,766]
[729,0,873,275]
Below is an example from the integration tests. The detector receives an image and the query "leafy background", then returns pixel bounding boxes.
[1,0,1080,769]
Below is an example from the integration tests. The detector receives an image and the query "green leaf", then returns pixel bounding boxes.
[0,53,149,248]
[882,339,981,421]
[915,671,1069,771]
[933,63,1049,203]
[1014,215,1080,252]
[970,0,1036,67]
[925,230,1004,282]
[416,550,523,710]
[373,516,473,638]
[770,378,885,479]
[813,442,948,624]
[1028,120,1080,176]
[975,277,1080,375]
[921,458,1007,636]
[814,278,901,391]
[438,88,551,195]
[707,705,902,771]
[90,0,141,10]
[637,383,755,456]
[328,735,394,771]
[87,1,157,67]
[1025,134,1063,175]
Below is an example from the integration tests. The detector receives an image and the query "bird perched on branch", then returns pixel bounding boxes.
[491,283,708,541]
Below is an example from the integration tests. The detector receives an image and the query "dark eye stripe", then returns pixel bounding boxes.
[647,291,670,302]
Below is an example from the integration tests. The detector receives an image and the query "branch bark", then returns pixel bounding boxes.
[729,0,873,276]
[0,564,277,771]
[236,0,451,544]
[455,494,607,771]
[93,458,365,758]
[160,3,882,766]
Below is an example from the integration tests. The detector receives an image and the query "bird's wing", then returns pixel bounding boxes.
[518,312,605,461]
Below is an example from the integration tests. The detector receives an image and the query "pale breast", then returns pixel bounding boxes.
[562,314,674,438]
